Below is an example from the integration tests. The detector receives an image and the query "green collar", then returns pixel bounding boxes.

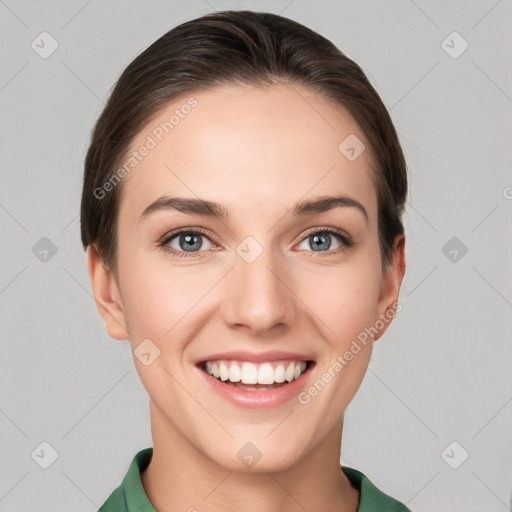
[99,447,411,511]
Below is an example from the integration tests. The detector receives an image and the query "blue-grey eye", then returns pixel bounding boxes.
[296,231,345,252]
[168,232,213,252]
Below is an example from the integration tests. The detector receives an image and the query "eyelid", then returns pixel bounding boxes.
[299,225,352,242]
[157,226,218,245]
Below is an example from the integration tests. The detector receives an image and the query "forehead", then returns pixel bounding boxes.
[118,83,377,226]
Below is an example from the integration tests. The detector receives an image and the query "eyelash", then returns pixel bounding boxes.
[157,226,355,259]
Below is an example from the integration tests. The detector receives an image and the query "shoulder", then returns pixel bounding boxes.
[98,447,155,512]
[98,487,126,511]
[342,465,412,511]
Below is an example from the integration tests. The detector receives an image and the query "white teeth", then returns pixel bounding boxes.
[241,362,258,384]
[219,362,229,381]
[228,363,241,382]
[202,359,309,385]
[257,363,274,385]
[274,364,286,383]
[285,362,295,382]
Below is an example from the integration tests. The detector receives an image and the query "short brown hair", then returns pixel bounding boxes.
[80,10,407,275]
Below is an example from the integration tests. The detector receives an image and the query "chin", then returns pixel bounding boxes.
[204,436,308,474]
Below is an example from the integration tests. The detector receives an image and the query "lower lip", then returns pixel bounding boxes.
[196,363,314,409]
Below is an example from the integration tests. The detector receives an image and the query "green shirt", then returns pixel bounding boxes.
[99,447,412,511]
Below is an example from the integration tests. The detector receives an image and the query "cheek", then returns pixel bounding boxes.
[118,253,218,349]
[296,262,381,415]
[299,257,382,347]
[125,273,190,335]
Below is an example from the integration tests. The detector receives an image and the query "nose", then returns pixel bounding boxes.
[221,243,295,337]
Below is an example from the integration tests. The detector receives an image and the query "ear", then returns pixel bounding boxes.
[86,245,129,341]
[373,234,406,342]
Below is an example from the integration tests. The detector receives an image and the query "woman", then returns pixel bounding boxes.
[81,10,410,511]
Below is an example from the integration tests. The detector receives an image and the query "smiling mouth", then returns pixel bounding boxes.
[197,359,315,391]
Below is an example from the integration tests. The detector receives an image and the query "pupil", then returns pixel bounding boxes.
[311,233,330,251]
[180,233,202,251]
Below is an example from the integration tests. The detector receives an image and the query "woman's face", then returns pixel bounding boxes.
[90,83,405,472]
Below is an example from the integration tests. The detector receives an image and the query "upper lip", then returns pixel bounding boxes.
[196,350,314,364]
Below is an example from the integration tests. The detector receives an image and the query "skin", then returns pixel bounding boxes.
[88,83,406,512]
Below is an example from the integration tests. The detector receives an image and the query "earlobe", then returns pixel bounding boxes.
[86,245,129,340]
[373,234,406,342]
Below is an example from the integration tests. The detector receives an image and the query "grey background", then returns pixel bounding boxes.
[1,0,511,510]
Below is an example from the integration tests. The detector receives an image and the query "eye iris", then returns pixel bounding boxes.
[180,233,202,251]
[310,233,331,251]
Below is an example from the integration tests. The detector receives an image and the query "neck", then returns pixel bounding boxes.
[141,400,360,512]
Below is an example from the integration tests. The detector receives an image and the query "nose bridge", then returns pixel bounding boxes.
[222,236,294,334]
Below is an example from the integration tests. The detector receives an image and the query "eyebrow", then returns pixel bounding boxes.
[139,194,368,224]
